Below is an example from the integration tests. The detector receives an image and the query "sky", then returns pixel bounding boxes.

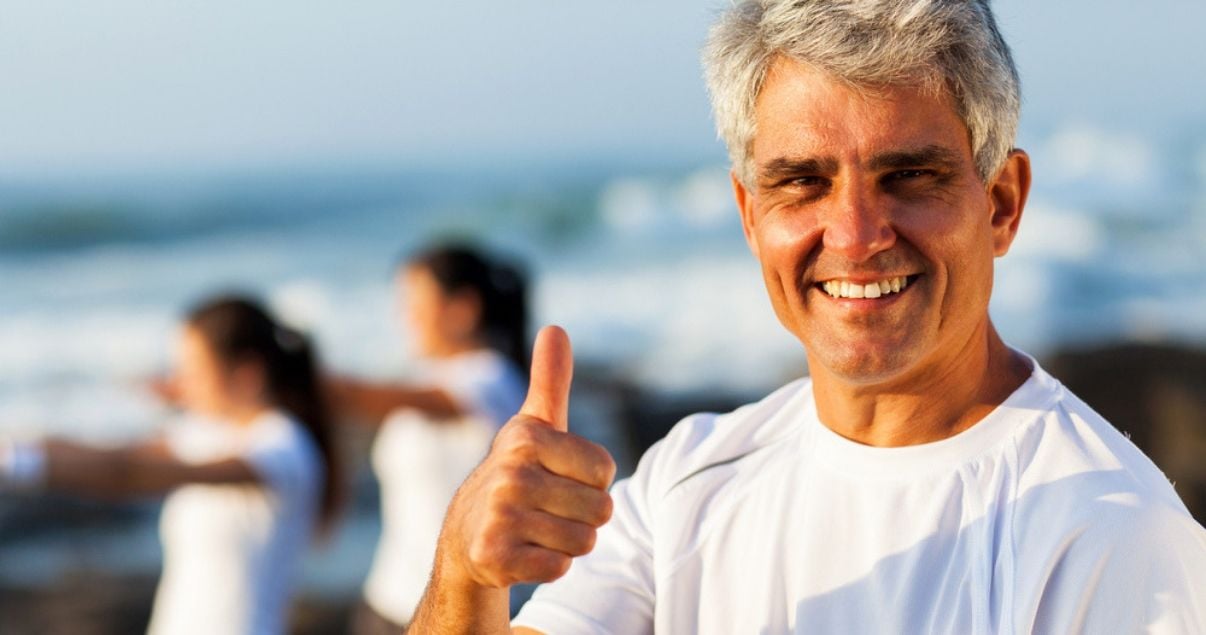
[0,0,1203,178]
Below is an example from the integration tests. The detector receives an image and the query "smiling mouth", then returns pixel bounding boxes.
[815,274,922,299]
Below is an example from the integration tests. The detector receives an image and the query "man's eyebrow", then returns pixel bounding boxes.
[759,156,840,181]
[868,145,963,171]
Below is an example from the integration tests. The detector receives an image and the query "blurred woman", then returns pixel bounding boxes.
[0,296,340,635]
[330,243,528,633]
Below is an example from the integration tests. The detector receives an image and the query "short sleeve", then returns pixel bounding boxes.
[242,414,320,499]
[439,354,525,429]
[511,461,658,634]
[1027,500,1206,634]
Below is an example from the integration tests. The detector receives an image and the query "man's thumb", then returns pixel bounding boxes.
[520,325,573,431]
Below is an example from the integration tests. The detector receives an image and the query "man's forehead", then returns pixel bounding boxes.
[757,55,952,122]
[752,57,972,167]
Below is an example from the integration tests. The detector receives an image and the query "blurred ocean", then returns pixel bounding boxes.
[1,123,1205,605]
[2,124,1206,441]
[0,157,783,442]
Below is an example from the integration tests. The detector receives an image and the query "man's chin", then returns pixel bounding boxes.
[807,344,919,387]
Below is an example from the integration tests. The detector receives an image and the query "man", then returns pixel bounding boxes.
[410,1,1206,633]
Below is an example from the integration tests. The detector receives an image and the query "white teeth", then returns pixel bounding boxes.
[819,275,912,299]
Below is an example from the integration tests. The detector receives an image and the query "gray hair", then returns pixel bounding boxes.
[704,0,1020,185]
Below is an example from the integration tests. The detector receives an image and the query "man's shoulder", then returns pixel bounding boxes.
[1009,377,1206,628]
[1009,363,1200,557]
[1014,364,1187,511]
[632,376,814,496]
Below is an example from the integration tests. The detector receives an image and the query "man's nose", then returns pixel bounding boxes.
[820,182,896,263]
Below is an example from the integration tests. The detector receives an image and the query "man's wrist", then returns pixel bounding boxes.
[409,548,511,634]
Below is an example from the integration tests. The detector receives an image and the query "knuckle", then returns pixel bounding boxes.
[581,527,599,554]
[467,534,499,571]
[527,551,572,582]
[482,500,521,534]
[497,420,546,461]
[567,525,597,556]
[588,492,614,526]
[509,419,543,446]
[599,451,618,485]
[587,445,617,488]
[492,464,536,500]
[540,514,594,557]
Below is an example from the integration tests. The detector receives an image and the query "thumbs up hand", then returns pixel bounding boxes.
[435,326,617,589]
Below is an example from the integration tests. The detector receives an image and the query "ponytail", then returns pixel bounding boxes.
[184,296,343,536]
[483,261,529,372]
[407,243,530,374]
[265,324,342,536]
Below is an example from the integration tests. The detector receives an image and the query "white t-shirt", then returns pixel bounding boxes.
[515,359,1206,634]
[363,349,526,625]
[148,410,323,635]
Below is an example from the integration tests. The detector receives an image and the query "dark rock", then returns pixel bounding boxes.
[0,573,154,635]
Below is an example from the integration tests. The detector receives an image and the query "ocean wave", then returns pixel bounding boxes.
[1,158,1203,443]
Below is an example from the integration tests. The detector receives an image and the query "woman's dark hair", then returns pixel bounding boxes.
[184,296,342,535]
[407,243,530,372]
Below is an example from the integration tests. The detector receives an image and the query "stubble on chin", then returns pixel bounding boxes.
[797,292,924,385]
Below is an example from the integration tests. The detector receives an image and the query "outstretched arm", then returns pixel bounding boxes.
[3,436,261,500]
[327,377,464,427]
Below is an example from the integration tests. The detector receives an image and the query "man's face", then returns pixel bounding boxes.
[733,57,1027,386]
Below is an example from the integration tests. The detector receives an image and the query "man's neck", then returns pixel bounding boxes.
[809,323,1031,447]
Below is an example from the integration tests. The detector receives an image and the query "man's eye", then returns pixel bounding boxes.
[887,169,933,181]
[759,175,831,200]
[786,176,827,187]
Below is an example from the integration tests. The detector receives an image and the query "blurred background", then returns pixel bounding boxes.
[1,0,1204,632]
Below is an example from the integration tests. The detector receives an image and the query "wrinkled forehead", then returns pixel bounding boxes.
[751,57,972,168]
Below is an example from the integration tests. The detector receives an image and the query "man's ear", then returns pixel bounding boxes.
[732,170,760,259]
[988,149,1031,257]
